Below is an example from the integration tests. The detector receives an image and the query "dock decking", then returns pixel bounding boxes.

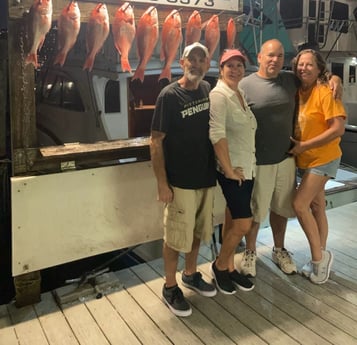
[1,202,357,345]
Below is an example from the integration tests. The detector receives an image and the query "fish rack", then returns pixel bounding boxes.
[7,0,244,174]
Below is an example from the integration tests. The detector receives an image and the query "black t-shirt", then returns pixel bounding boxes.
[151,80,216,189]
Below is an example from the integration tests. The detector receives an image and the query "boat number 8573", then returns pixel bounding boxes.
[151,0,214,6]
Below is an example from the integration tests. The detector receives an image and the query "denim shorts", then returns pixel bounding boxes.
[298,157,341,179]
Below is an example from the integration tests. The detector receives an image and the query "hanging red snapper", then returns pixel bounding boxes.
[226,18,236,49]
[112,2,136,73]
[204,14,220,61]
[159,10,182,82]
[25,0,53,68]
[54,1,81,67]
[185,10,201,46]
[83,3,109,72]
[132,6,159,82]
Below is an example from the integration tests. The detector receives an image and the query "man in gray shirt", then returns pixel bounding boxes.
[238,39,298,277]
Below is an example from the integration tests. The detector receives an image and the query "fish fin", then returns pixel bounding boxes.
[121,57,132,73]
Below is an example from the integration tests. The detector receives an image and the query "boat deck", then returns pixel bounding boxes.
[1,202,357,345]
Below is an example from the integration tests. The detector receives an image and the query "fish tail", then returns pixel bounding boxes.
[25,53,38,68]
[53,52,67,67]
[121,57,132,73]
[158,66,171,82]
[132,66,145,82]
[83,56,94,72]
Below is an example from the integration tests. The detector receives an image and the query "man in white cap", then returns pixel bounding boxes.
[150,42,217,317]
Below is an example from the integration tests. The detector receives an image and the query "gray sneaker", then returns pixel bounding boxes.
[310,250,333,284]
[239,249,257,277]
[162,284,192,317]
[272,248,297,274]
[301,261,313,278]
[182,272,217,297]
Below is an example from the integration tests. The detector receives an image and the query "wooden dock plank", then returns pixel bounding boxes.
[0,305,9,318]
[249,267,356,342]
[279,218,357,282]
[0,323,19,345]
[256,222,357,306]
[131,262,237,345]
[254,252,357,344]
[7,303,49,345]
[33,292,79,345]
[198,264,300,345]
[0,306,18,345]
[147,258,267,345]
[257,244,357,309]
[253,234,357,300]
[198,204,357,345]
[106,275,173,345]
[61,303,110,345]
[234,281,331,345]
[117,267,207,345]
[85,295,141,345]
[0,304,19,345]
[148,255,299,345]
[259,254,357,320]
[197,254,317,344]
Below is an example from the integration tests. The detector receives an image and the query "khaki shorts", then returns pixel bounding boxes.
[251,157,296,223]
[163,186,214,253]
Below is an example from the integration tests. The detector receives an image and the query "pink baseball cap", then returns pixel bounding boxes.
[220,49,246,65]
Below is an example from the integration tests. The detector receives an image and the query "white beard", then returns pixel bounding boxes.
[185,70,204,83]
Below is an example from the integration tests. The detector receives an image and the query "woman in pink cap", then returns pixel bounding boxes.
[209,49,257,294]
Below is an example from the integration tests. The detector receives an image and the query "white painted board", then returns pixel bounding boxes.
[11,162,225,276]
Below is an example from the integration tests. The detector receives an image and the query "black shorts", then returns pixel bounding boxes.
[217,171,254,219]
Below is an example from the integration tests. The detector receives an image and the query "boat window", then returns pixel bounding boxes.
[349,65,356,84]
[331,2,349,34]
[42,73,84,112]
[280,0,303,29]
[105,80,121,113]
[331,62,344,82]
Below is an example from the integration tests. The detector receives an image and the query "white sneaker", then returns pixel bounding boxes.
[301,261,313,278]
[310,250,333,284]
[272,248,297,275]
[239,249,257,277]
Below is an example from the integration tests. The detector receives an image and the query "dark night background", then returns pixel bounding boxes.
[0,1,7,30]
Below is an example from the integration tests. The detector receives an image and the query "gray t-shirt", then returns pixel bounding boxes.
[240,71,299,165]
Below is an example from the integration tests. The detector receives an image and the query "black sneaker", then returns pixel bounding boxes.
[229,269,255,291]
[210,261,236,295]
[162,284,192,317]
[182,272,217,297]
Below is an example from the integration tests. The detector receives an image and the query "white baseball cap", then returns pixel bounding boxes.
[181,42,209,59]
